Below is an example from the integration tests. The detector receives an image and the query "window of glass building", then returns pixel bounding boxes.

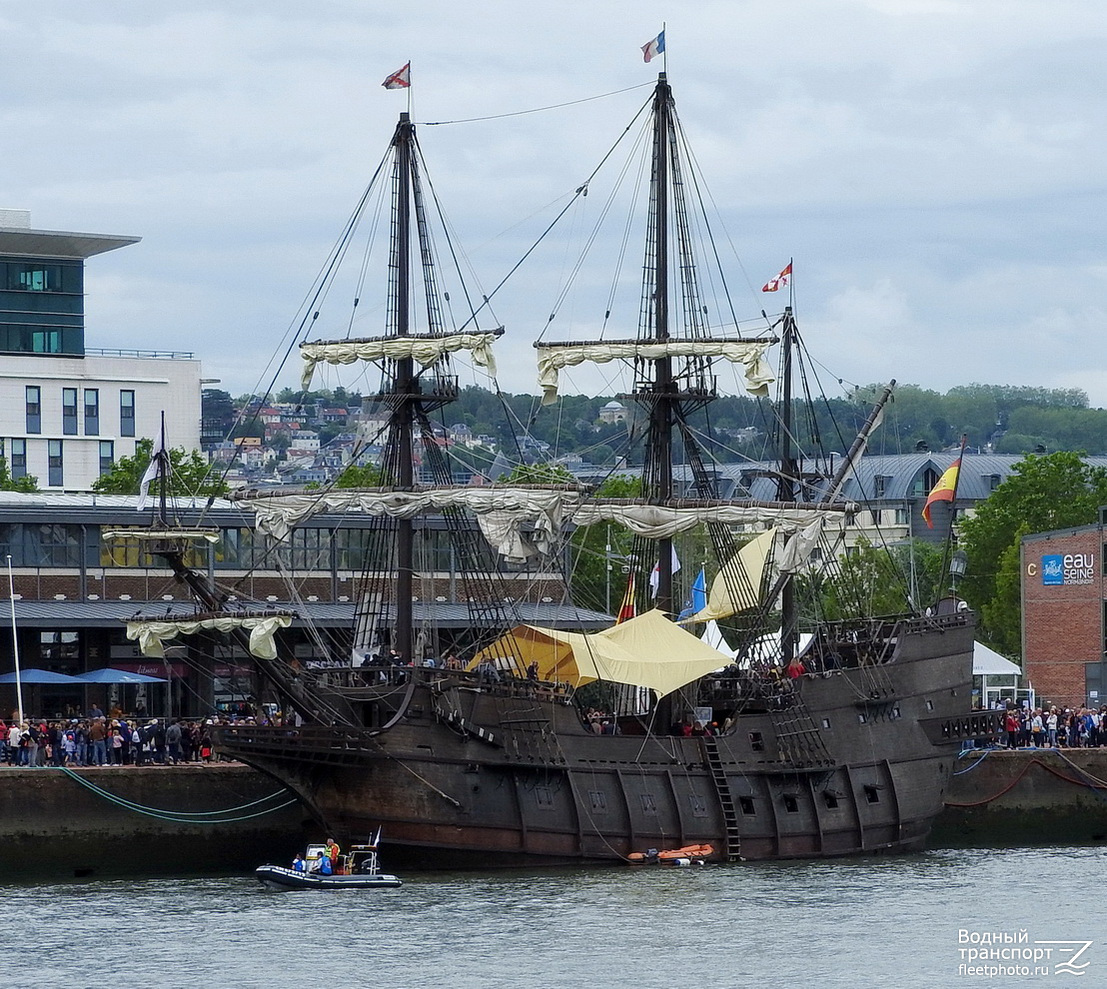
[48,439,63,487]
[32,329,62,353]
[9,263,61,291]
[99,440,114,476]
[62,388,78,435]
[0,523,85,567]
[84,388,99,435]
[26,386,41,433]
[120,389,135,437]
[11,439,26,479]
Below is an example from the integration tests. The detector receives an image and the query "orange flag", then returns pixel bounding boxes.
[922,459,961,528]
[616,572,636,624]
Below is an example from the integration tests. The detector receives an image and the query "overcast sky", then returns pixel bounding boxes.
[5,1,1107,408]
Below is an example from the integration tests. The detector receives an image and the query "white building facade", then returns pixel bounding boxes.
[0,210,201,490]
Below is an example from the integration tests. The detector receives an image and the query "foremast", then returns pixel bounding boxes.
[290,110,521,669]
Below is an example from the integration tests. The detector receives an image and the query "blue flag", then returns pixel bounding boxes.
[678,567,707,619]
[691,567,707,613]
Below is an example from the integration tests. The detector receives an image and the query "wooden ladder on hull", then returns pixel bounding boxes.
[700,736,742,862]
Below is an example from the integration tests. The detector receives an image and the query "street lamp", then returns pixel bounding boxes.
[949,549,968,595]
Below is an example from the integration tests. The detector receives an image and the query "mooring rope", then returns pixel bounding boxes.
[55,767,300,824]
[945,753,1107,808]
[953,749,990,774]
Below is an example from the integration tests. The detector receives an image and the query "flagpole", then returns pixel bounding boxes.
[788,256,795,310]
[7,555,24,724]
[935,433,968,609]
[407,61,413,118]
[662,22,667,73]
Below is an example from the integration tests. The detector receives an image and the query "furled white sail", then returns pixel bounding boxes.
[126,614,294,660]
[300,331,501,390]
[244,487,583,563]
[567,502,843,538]
[535,338,775,405]
[102,528,220,544]
[776,518,827,574]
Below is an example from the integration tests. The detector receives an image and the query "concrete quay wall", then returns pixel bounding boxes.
[6,750,1106,879]
[0,764,312,879]
[934,748,1107,847]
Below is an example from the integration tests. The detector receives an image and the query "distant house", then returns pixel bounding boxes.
[598,400,628,424]
[287,429,320,454]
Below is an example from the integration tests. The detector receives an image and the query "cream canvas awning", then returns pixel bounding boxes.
[471,610,728,697]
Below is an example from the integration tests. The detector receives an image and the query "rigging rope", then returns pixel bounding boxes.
[422,82,654,126]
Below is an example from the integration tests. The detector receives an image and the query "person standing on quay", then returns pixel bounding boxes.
[89,718,107,766]
[23,723,38,767]
[165,721,182,765]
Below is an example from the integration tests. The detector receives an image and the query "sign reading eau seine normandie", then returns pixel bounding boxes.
[1039,553,1096,586]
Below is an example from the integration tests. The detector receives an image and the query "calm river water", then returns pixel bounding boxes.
[3,845,1104,987]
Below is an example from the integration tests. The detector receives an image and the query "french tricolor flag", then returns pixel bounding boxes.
[641,30,665,63]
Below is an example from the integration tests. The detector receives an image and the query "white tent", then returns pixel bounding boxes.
[974,641,1025,710]
[699,623,813,668]
[973,641,1021,676]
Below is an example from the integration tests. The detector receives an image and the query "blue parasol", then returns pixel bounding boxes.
[0,668,81,684]
[74,668,168,684]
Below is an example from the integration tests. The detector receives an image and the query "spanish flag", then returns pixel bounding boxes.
[922,459,961,528]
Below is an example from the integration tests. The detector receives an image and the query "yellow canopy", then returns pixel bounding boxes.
[469,610,728,697]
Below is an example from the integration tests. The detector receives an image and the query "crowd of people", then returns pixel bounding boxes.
[999,705,1106,749]
[0,710,222,768]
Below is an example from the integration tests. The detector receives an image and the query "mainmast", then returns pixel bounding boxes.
[392,111,416,664]
[644,73,676,613]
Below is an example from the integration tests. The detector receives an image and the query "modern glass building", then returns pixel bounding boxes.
[0,210,201,489]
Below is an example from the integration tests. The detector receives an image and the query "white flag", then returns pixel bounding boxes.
[649,544,681,598]
[136,427,167,512]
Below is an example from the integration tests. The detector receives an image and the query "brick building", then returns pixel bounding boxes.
[1021,520,1107,707]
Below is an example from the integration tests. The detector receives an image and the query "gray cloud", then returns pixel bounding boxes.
[5,1,1106,406]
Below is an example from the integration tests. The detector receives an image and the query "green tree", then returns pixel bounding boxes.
[92,440,229,498]
[565,474,640,615]
[803,539,944,622]
[0,458,37,492]
[501,462,575,485]
[335,463,383,488]
[959,451,1107,655]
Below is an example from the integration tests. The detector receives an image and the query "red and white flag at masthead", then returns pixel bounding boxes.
[762,261,792,293]
[382,62,411,90]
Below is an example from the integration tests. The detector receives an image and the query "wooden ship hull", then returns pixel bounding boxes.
[215,613,993,867]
